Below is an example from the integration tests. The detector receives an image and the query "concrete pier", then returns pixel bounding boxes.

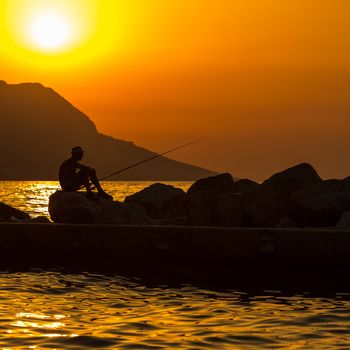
[0,223,349,290]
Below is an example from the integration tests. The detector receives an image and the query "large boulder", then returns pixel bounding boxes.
[94,201,154,225]
[291,177,350,226]
[216,192,247,227]
[49,191,153,225]
[243,184,285,227]
[248,163,324,227]
[0,202,30,221]
[49,191,100,223]
[231,179,260,195]
[262,163,322,199]
[124,183,186,220]
[185,173,242,226]
[187,173,235,195]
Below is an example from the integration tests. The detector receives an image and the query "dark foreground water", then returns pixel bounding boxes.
[0,271,350,349]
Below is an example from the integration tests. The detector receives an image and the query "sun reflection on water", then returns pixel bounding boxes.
[7,309,78,343]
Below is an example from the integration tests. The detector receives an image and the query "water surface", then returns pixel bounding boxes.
[0,271,350,349]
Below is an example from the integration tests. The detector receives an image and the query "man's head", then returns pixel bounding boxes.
[71,146,84,161]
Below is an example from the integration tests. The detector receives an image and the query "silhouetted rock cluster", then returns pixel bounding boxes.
[46,162,350,228]
[49,191,153,225]
[183,163,323,228]
[0,202,49,223]
[125,183,186,224]
[0,203,30,222]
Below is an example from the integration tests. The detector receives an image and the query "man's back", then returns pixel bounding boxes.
[59,158,78,189]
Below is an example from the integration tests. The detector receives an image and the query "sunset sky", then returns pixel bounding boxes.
[1,0,350,181]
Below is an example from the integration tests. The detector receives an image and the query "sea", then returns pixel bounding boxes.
[1,181,350,349]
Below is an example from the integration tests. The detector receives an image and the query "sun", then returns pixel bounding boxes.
[7,1,99,57]
[28,11,73,52]
[1,0,125,68]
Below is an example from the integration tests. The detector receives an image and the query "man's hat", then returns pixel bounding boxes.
[71,146,84,154]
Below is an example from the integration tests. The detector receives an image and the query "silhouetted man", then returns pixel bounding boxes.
[59,146,112,199]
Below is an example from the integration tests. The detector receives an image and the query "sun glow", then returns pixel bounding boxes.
[1,0,142,70]
[4,1,92,54]
[28,11,72,52]
[1,0,112,64]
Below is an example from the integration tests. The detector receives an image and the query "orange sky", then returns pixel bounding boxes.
[1,0,350,181]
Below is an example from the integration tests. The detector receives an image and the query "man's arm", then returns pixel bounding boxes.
[76,163,93,171]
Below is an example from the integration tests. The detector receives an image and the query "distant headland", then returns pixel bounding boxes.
[0,81,216,180]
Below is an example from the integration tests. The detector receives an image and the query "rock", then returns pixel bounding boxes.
[291,178,350,226]
[125,183,186,219]
[0,202,30,221]
[336,211,350,229]
[160,194,187,224]
[26,216,51,223]
[185,173,242,226]
[49,191,100,223]
[214,177,285,227]
[216,192,246,227]
[250,163,324,227]
[185,188,218,226]
[94,201,153,225]
[187,173,234,195]
[49,191,153,225]
[263,163,322,198]
[244,184,285,227]
[232,179,260,195]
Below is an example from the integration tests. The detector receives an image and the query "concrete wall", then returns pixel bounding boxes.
[0,223,348,264]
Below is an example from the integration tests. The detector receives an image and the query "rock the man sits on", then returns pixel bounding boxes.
[59,146,112,199]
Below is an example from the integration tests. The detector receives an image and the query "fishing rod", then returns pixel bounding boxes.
[99,138,204,181]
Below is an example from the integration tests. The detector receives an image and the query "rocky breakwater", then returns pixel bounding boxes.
[48,162,350,228]
[48,183,186,225]
[48,191,153,225]
[182,162,350,228]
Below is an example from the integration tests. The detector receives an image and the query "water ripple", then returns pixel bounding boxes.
[0,271,349,349]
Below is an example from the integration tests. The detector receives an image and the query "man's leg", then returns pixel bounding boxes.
[88,168,112,198]
[76,170,92,193]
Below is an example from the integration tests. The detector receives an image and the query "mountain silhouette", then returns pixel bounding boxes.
[0,81,216,180]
